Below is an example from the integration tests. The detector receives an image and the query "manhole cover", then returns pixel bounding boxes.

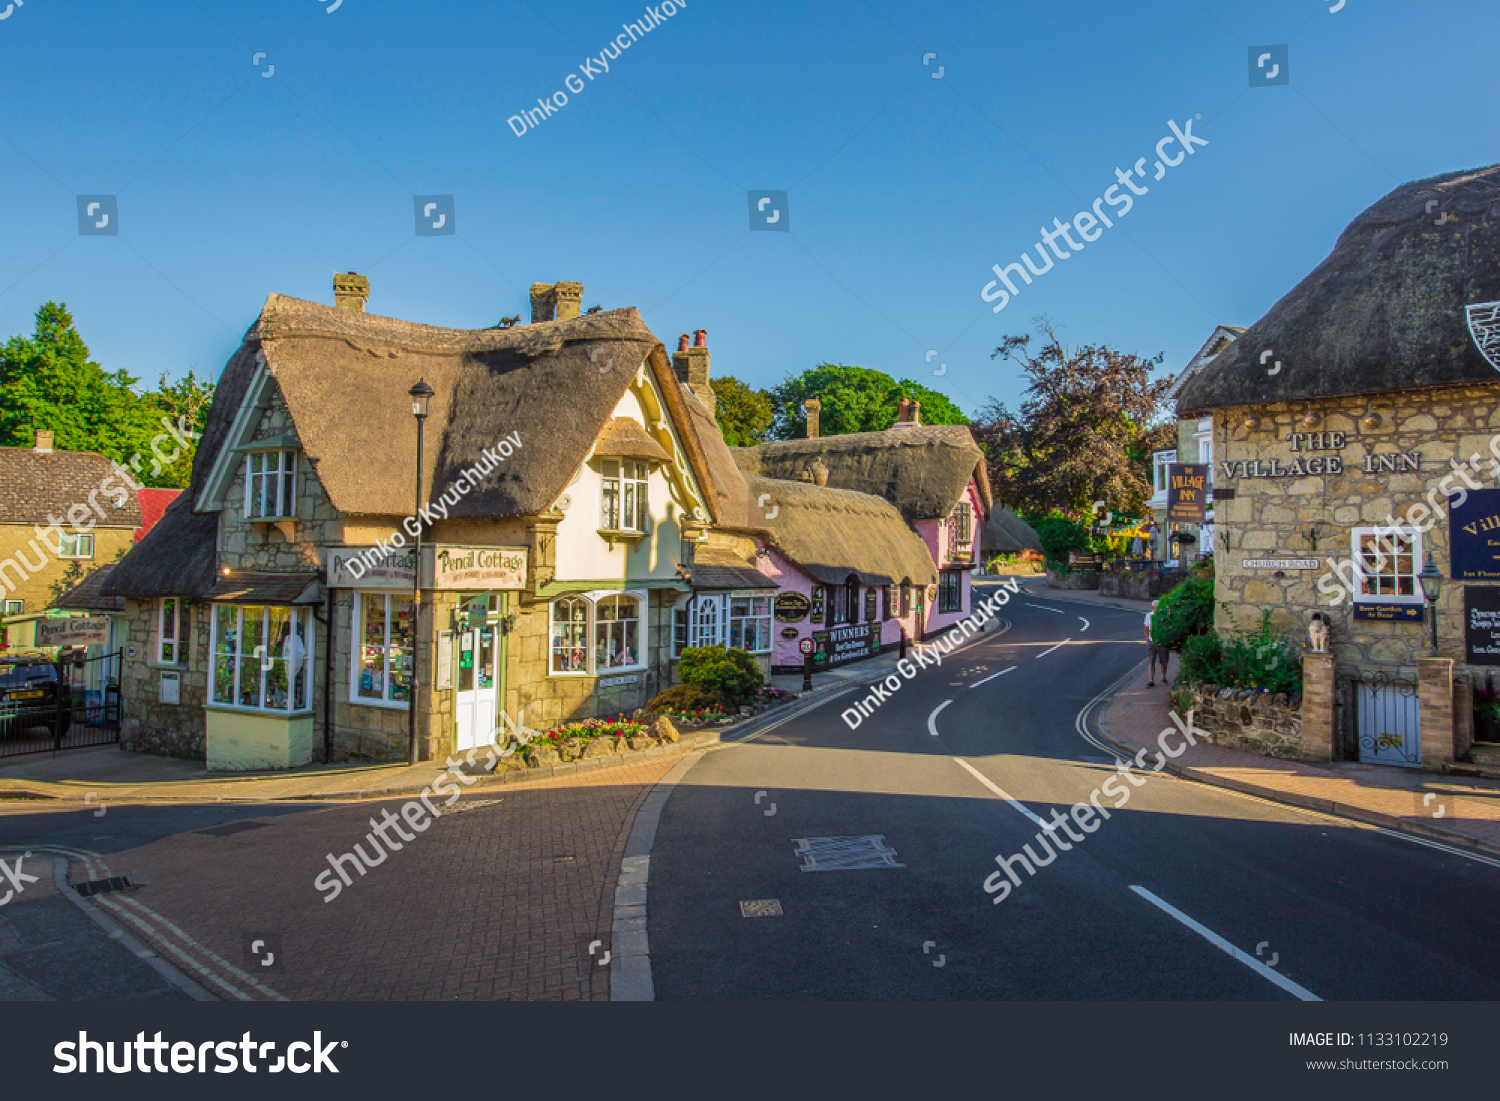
[75,875,132,898]
[740,899,784,918]
[793,835,905,872]
[195,821,270,837]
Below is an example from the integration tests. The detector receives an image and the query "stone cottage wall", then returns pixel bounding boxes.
[1188,682,1304,759]
[118,597,208,757]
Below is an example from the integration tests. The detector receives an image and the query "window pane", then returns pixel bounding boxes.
[601,480,619,530]
[552,599,589,672]
[358,594,386,699]
[239,607,265,707]
[389,596,413,702]
[213,607,237,704]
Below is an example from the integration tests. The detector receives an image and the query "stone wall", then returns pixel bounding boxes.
[118,597,208,758]
[1188,682,1305,759]
[1046,568,1100,591]
[1099,569,1176,600]
[1211,383,1500,686]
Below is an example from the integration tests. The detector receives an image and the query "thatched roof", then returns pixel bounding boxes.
[101,494,218,598]
[55,566,125,613]
[732,425,991,523]
[748,476,937,587]
[691,546,776,591]
[673,387,771,535]
[594,418,673,465]
[0,446,140,527]
[982,507,1042,554]
[190,296,731,527]
[1177,164,1500,413]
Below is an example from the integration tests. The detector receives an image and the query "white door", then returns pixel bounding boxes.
[454,624,498,753]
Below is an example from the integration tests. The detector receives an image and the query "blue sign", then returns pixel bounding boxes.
[1353,602,1423,622]
[1449,488,1500,580]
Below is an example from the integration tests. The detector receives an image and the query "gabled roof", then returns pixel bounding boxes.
[54,566,125,613]
[1178,163,1500,413]
[594,418,673,465]
[192,296,724,525]
[1169,325,1244,401]
[101,494,218,598]
[748,476,937,588]
[135,488,182,542]
[982,506,1042,554]
[0,447,140,527]
[731,424,992,523]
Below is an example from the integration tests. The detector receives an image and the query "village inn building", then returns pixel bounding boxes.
[1176,164,1500,771]
[102,277,986,768]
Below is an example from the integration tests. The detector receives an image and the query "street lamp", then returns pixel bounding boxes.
[1416,552,1442,656]
[407,379,434,766]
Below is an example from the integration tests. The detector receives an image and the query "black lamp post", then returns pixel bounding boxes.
[1417,552,1442,656]
[407,379,434,766]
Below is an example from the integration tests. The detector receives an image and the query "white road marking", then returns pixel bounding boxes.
[1024,603,1067,615]
[1374,829,1500,870]
[1128,885,1321,1001]
[969,665,1018,688]
[1077,616,1090,632]
[927,699,952,737]
[952,758,1056,831]
[1037,639,1071,658]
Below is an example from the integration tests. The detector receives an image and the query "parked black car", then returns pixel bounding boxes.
[0,656,71,742]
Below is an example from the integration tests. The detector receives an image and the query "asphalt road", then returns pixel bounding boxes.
[645,580,1500,1000]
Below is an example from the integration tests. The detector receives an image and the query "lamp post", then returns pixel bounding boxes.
[1417,552,1442,656]
[407,379,434,766]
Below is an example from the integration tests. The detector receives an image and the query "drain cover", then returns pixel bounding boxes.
[793,835,905,872]
[740,899,784,917]
[75,875,131,898]
[195,821,270,837]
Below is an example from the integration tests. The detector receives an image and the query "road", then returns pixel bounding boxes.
[644,580,1500,1000]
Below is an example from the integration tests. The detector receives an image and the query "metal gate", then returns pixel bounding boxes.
[0,650,121,758]
[1337,669,1420,767]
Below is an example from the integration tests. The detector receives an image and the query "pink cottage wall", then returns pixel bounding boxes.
[915,479,983,636]
[756,546,919,670]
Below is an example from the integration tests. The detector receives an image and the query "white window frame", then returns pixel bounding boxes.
[58,532,94,559]
[600,459,649,533]
[1152,450,1177,497]
[244,449,299,520]
[728,594,773,654]
[1195,430,1213,494]
[4,599,23,616]
[157,597,183,666]
[351,592,415,708]
[550,591,647,676]
[209,604,314,713]
[1352,526,1423,604]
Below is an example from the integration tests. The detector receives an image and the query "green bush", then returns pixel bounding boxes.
[1179,631,1223,685]
[1149,577,1215,651]
[1174,611,1302,696]
[647,683,731,714]
[1030,515,1091,567]
[675,644,763,706]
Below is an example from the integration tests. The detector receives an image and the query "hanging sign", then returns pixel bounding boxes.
[423,546,528,590]
[1449,488,1500,580]
[774,592,810,622]
[1166,463,1209,523]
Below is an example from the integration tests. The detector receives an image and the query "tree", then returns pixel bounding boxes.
[974,320,1171,516]
[766,364,968,440]
[0,303,212,488]
[710,375,774,446]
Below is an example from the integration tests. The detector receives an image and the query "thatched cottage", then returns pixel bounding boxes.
[1176,163,1500,771]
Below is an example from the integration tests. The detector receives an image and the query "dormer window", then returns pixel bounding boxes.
[245,450,298,520]
[600,459,649,534]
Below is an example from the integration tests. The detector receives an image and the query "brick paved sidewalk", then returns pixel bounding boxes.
[1100,663,1500,854]
[59,756,679,1000]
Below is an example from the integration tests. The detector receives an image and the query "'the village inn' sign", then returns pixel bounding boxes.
[1222,433,1423,481]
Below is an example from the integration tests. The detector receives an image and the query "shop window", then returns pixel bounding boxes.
[58,533,93,559]
[157,597,183,665]
[883,585,894,621]
[244,450,298,520]
[938,570,963,613]
[600,459,649,533]
[594,594,642,671]
[1353,528,1420,602]
[353,593,414,705]
[864,588,877,622]
[210,604,312,712]
[900,583,910,617]
[729,596,773,653]
[550,597,590,674]
[830,581,853,626]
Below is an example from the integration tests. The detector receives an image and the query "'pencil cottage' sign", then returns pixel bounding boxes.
[422,546,528,590]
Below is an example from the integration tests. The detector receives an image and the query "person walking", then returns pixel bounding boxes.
[1145,599,1169,687]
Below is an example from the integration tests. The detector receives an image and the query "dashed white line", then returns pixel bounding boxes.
[1128,886,1321,1001]
[952,758,1055,831]
[1024,603,1067,615]
[969,665,1018,688]
[1037,639,1071,658]
[927,699,952,737]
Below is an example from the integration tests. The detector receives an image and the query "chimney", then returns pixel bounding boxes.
[892,397,922,428]
[530,283,555,324]
[672,329,715,415]
[554,281,583,321]
[33,429,53,453]
[333,272,369,312]
[804,397,821,439]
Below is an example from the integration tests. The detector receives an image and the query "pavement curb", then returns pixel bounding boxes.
[1093,700,1500,862]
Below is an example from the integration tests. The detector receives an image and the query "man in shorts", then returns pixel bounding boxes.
[1145,600,1169,687]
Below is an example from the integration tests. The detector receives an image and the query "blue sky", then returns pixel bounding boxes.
[1,0,1495,417]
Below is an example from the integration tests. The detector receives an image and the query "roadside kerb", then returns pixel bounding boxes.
[1092,680,1500,861]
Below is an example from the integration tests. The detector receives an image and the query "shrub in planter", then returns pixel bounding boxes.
[647,683,730,714]
[676,644,763,706]
[1179,631,1223,685]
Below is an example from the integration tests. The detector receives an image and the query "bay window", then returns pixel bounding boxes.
[594,594,642,670]
[551,592,645,674]
[245,449,298,520]
[729,596,773,653]
[353,593,414,705]
[211,604,313,712]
